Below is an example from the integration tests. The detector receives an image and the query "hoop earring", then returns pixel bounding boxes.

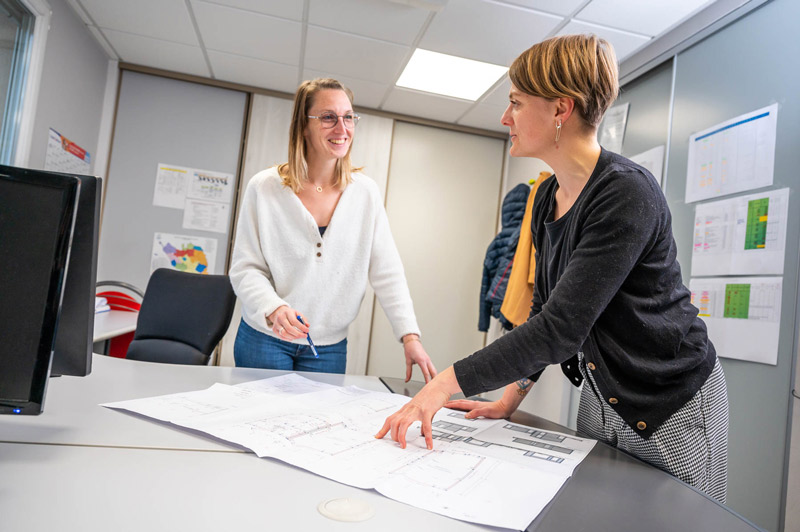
[555,120,562,142]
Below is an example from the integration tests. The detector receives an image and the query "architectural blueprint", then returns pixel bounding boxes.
[103,375,595,530]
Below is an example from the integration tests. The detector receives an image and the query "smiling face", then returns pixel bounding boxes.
[303,89,354,163]
[500,85,557,158]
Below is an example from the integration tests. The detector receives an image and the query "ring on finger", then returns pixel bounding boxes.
[278,327,285,335]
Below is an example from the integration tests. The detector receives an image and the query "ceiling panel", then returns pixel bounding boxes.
[420,0,563,66]
[576,0,714,37]
[457,102,508,132]
[304,26,410,84]
[103,29,210,77]
[192,1,302,65]
[196,0,304,21]
[498,0,590,17]
[78,0,198,45]
[302,68,390,109]
[482,77,512,107]
[209,51,299,93]
[382,88,473,123]
[557,20,650,61]
[308,0,430,46]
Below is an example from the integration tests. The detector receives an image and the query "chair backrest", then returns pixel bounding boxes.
[125,269,236,365]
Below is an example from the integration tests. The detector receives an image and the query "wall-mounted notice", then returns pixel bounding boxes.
[685,103,778,203]
[153,164,234,214]
[690,276,782,365]
[188,169,233,204]
[629,145,665,186]
[183,199,229,234]
[598,102,629,154]
[153,164,190,209]
[44,128,91,174]
[691,187,789,276]
[151,232,218,275]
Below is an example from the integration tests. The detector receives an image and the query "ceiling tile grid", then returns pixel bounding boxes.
[190,1,303,65]
[69,0,720,132]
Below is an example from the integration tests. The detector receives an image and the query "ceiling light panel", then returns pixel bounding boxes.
[396,49,507,101]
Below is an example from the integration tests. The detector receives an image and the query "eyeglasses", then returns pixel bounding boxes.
[307,113,360,129]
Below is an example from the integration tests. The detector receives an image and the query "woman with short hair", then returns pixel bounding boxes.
[376,35,728,503]
[230,78,436,382]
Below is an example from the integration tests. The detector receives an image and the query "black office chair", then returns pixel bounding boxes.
[125,268,236,365]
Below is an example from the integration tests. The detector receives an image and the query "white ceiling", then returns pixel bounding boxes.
[67,0,716,133]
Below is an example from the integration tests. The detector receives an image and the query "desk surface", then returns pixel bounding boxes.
[93,310,138,342]
[0,355,388,451]
[0,358,762,532]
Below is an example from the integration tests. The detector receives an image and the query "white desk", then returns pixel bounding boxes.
[0,356,763,532]
[1,355,387,451]
[92,310,138,342]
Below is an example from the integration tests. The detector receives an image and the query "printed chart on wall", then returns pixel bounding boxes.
[690,277,782,365]
[685,103,778,203]
[152,163,233,234]
[44,128,91,174]
[691,188,789,276]
[151,232,217,275]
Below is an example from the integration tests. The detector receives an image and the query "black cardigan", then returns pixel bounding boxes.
[454,149,716,439]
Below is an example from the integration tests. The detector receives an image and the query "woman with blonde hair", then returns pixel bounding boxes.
[376,35,728,502]
[230,78,436,381]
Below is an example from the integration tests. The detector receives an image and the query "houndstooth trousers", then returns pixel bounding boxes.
[576,352,729,503]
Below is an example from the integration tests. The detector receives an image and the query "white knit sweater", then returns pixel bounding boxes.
[229,167,420,345]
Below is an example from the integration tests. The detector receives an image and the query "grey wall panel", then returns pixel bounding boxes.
[616,59,673,160]
[98,70,246,291]
[367,121,505,379]
[665,1,800,529]
[28,0,108,172]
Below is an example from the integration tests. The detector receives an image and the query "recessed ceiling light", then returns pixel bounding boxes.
[396,49,508,101]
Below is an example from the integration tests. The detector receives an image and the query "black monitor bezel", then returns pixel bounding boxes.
[0,166,79,414]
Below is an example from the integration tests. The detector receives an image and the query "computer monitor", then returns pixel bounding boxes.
[51,172,101,377]
[0,165,79,415]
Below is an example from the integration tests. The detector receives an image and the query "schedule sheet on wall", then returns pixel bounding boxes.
[685,104,778,203]
[691,187,789,276]
[689,276,782,365]
[103,375,596,530]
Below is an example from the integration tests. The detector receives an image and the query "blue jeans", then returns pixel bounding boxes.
[233,319,347,374]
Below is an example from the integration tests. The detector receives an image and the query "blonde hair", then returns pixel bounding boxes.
[278,78,362,193]
[509,34,619,128]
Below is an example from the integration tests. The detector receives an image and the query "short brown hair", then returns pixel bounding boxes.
[278,78,361,193]
[509,34,619,128]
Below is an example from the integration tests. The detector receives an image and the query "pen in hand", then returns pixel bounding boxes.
[296,316,319,358]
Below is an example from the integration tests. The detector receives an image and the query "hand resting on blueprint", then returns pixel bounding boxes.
[375,366,462,449]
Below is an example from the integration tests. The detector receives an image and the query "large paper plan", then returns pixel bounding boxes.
[104,374,595,530]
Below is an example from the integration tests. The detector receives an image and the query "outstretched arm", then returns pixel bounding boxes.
[445,378,533,419]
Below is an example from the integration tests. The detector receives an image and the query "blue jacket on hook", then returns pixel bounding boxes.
[478,183,530,332]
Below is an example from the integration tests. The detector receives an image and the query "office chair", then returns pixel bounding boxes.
[125,268,236,365]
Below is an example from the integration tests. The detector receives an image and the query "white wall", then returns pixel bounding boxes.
[26,0,108,172]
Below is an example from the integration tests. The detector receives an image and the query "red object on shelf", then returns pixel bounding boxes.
[97,290,141,358]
